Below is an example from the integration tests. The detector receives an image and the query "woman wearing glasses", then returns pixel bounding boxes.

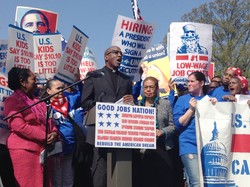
[136,76,184,187]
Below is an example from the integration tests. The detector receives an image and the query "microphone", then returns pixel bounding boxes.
[87,71,104,78]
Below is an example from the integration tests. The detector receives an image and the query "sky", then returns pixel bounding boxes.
[0,0,213,68]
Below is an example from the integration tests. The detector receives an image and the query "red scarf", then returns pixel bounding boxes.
[51,97,69,117]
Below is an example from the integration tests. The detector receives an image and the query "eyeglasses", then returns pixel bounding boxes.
[106,50,123,56]
[143,85,156,90]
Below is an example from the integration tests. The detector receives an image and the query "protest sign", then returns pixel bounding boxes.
[79,47,98,80]
[15,6,58,34]
[235,94,250,104]
[208,62,214,81]
[33,33,62,83]
[54,26,88,84]
[140,43,171,97]
[112,15,156,81]
[6,25,34,72]
[0,40,8,73]
[95,102,156,149]
[196,101,250,187]
[6,25,62,82]
[0,73,13,144]
[170,22,212,84]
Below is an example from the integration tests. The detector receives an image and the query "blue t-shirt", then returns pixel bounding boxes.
[173,93,205,156]
[208,86,230,101]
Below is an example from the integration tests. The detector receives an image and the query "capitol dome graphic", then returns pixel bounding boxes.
[201,122,237,186]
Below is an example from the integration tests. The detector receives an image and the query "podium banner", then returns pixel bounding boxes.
[196,101,250,187]
[95,102,156,149]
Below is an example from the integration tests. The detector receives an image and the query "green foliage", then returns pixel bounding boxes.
[181,0,250,77]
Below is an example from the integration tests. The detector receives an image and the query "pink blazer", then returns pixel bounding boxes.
[4,92,58,153]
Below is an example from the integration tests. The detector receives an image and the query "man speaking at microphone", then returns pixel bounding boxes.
[81,46,133,187]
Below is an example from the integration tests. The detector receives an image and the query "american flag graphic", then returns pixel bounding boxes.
[95,102,156,149]
[131,0,143,20]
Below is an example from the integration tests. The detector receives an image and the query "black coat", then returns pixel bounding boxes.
[81,66,132,144]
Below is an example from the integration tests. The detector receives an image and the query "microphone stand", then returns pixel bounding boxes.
[3,72,103,121]
[43,99,50,187]
[4,78,86,121]
[3,75,95,187]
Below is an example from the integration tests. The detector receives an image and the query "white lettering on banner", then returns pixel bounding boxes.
[124,32,151,42]
[119,66,137,74]
[124,49,142,57]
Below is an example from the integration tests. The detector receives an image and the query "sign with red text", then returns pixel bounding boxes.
[0,40,8,73]
[54,26,88,84]
[0,73,13,127]
[95,102,156,149]
[79,47,98,80]
[6,25,62,82]
[170,22,212,84]
[0,73,13,144]
[6,25,34,72]
[112,15,156,82]
[33,33,62,83]
[196,101,250,187]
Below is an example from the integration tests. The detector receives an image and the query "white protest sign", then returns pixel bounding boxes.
[170,22,212,84]
[0,73,13,144]
[112,15,156,81]
[0,40,8,73]
[95,102,156,149]
[235,94,250,104]
[54,26,88,84]
[79,47,98,80]
[196,101,250,187]
[33,33,62,83]
[6,25,34,72]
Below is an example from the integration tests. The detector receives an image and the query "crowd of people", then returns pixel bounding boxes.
[0,45,249,187]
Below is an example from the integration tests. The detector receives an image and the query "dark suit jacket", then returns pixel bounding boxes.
[81,66,133,144]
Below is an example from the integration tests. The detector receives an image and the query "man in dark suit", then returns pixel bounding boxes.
[81,46,133,187]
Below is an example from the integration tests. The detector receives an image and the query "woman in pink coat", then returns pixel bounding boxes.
[4,67,58,187]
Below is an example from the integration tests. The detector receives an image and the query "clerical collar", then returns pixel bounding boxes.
[105,66,117,73]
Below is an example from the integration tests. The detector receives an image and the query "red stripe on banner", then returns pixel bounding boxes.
[176,55,189,60]
[231,134,250,152]
[199,56,208,61]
